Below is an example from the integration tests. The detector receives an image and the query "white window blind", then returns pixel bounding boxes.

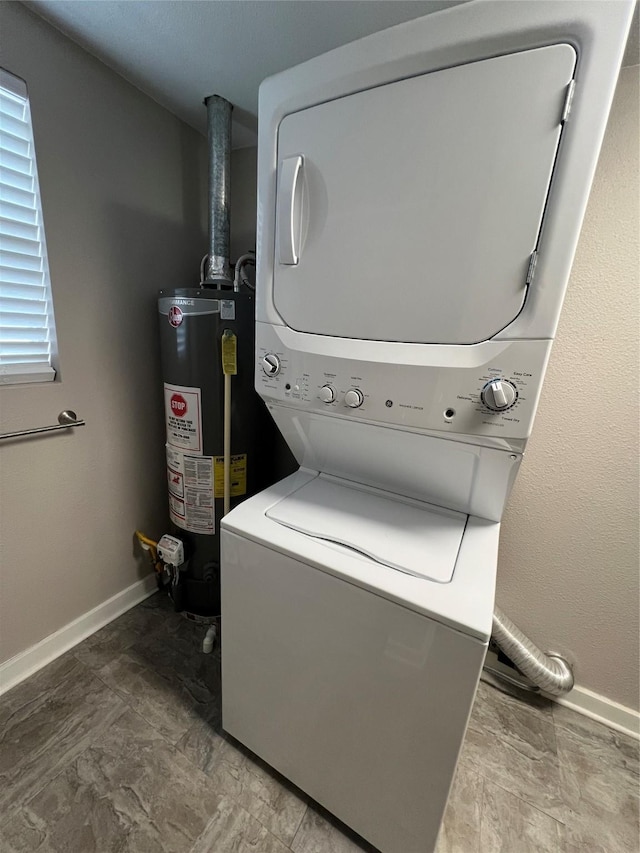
[0,68,57,384]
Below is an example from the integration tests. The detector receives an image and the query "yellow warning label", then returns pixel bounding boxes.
[221,330,237,375]
[213,454,247,498]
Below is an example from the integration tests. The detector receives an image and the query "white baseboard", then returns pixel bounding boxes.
[484,649,639,740]
[0,574,158,697]
[552,684,640,741]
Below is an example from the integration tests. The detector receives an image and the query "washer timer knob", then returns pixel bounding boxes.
[482,379,517,411]
[261,353,281,377]
[319,385,336,404]
[344,388,364,408]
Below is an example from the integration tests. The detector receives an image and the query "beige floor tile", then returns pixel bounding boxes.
[2,708,222,853]
[462,682,565,821]
[480,780,564,853]
[179,715,307,846]
[553,704,639,853]
[0,657,124,825]
[191,795,291,853]
[436,762,483,853]
[291,807,376,853]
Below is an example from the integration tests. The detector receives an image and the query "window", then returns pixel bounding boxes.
[0,68,57,384]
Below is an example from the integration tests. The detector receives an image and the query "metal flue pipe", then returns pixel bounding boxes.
[203,94,233,286]
[492,606,574,696]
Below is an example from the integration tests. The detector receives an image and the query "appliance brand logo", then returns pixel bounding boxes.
[168,306,183,328]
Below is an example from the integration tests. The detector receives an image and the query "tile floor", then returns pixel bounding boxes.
[0,593,638,853]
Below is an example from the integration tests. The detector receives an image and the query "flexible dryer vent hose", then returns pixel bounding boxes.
[492,606,574,697]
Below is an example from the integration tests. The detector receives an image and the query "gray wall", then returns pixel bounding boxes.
[0,3,207,664]
[498,66,639,712]
[230,147,258,263]
[227,68,640,712]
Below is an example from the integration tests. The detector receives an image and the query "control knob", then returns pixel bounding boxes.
[481,379,517,411]
[319,385,336,404]
[261,353,281,377]
[344,388,364,408]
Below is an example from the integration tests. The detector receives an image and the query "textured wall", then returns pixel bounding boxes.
[230,147,258,263]
[498,65,639,711]
[0,4,207,664]
[227,66,639,711]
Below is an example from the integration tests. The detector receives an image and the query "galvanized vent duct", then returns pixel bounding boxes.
[203,94,233,286]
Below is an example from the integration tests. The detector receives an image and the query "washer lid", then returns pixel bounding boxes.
[266,475,466,583]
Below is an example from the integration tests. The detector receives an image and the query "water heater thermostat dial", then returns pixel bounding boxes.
[262,353,281,377]
[344,388,364,408]
[481,379,517,411]
[319,385,336,403]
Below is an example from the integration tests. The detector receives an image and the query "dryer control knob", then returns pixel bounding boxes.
[262,353,281,377]
[344,388,364,408]
[319,385,336,404]
[481,379,517,411]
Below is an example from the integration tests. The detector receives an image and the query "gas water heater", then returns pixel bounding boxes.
[157,96,294,616]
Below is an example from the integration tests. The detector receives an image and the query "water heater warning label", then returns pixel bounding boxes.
[166,445,215,535]
[213,454,247,498]
[164,383,203,453]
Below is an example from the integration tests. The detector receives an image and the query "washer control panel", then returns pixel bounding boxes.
[344,388,364,408]
[256,331,550,441]
[262,353,281,376]
[481,378,518,411]
[319,384,336,403]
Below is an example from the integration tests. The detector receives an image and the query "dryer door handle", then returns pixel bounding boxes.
[277,155,303,265]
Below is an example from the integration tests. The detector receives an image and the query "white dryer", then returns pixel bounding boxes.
[221,3,634,852]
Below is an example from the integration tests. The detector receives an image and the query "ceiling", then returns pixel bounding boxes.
[26,0,639,149]
[25,0,464,147]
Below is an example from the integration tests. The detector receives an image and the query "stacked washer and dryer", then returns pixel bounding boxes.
[219,3,634,852]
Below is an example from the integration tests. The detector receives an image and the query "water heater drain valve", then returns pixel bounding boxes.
[157,534,185,567]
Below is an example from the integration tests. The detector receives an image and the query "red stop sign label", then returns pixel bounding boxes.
[170,394,187,417]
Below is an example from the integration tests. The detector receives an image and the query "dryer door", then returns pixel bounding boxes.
[274,44,576,345]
